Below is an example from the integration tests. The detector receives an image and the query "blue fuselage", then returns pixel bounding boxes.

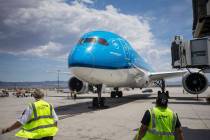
[68,31,154,87]
[68,31,153,72]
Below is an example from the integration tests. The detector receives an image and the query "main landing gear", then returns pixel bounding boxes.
[111,87,123,98]
[154,79,169,96]
[92,85,107,108]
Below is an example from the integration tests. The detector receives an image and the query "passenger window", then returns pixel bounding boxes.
[98,38,109,46]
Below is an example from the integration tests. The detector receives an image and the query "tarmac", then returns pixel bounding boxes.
[0,87,210,140]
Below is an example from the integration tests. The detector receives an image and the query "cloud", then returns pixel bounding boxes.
[0,0,171,71]
[0,0,154,54]
[73,0,96,4]
[23,41,65,57]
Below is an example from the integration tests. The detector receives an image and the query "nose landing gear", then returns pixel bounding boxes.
[111,87,123,98]
[91,84,108,109]
[155,79,169,95]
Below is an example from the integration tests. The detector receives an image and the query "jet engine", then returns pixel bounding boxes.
[68,77,88,93]
[182,72,208,94]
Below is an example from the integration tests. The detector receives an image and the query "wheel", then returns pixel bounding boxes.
[99,97,105,107]
[92,97,98,107]
[111,91,116,98]
[118,91,123,98]
[165,91,169,98]
[158,91,161,95]
[74,94,77,99]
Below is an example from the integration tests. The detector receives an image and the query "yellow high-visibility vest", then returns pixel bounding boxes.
[16,100,58,139]
[142,107,177,140]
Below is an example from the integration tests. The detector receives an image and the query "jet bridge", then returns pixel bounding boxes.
[170,0,210,95]
[171,36,210,69]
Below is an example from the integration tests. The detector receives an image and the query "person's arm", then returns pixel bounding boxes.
[137,124,148,140]
[175,114,184,140]
[136,110,150,140]
[1,121,22,134]
[176,127,184,140]
[52,106,58,126]
[2,106,32,134]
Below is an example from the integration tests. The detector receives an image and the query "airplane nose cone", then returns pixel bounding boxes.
[68,46,95,68]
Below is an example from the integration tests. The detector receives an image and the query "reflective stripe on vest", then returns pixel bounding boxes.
[149,108,176,136]
[172,112,177,132]
[16,100,58,139]
[22,123,56,132]
[27,103,53,124]
[147,129,175,136]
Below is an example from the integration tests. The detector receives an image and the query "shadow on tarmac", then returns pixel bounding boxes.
[55,94,152,120]
[171,96,206,101]
[48,95,94,99]
[133,127,210,140]
[181,127,210,140]
[152,101,209,105]
[168,101,209,105]
[150,96,209,105]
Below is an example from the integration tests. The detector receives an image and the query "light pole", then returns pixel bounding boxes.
[57,70,60,93]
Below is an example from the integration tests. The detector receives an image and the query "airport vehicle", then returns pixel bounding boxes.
[68,31,208,107]
[0,90,9,97]
[14,89,32,97]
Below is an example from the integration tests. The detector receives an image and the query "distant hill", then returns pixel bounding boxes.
[0,81,68,88]
[1,80,210,89]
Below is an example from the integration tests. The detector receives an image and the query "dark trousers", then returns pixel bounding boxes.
[28,136,53,140]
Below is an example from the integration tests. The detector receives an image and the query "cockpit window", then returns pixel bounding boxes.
[84,38,97,43]
[77,37,109,46]
[78,38,85,44]
[98,38,109,46]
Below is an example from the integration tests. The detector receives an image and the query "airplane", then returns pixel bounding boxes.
[67,31,208,107]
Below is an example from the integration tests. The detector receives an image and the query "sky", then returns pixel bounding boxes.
[0,0,194,82]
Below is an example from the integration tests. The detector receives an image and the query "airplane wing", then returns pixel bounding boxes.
[132,64,187,81]
[148,71,187,81]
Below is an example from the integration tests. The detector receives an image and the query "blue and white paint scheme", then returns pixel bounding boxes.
[68,30,208,103]
[68,31,184,88]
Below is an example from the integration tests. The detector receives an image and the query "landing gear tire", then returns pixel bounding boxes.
[165,91,169,98]
[92,97,106,108]
[117,91,123,98]
[91,85,108,109]
[92,97,98,107]
[100,97,105,107]
[111,91,123,98]
[111,91,116,98]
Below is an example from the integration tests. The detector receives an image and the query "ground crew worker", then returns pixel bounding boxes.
[1,89,58,140]
[73,90,77,100]
[135,93,184,140]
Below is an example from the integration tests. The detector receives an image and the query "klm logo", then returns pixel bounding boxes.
[158,115,168,120]
[38,105,49,109]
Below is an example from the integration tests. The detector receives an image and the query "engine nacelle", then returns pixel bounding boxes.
[68,77,88,93]
[182,72,208,94]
